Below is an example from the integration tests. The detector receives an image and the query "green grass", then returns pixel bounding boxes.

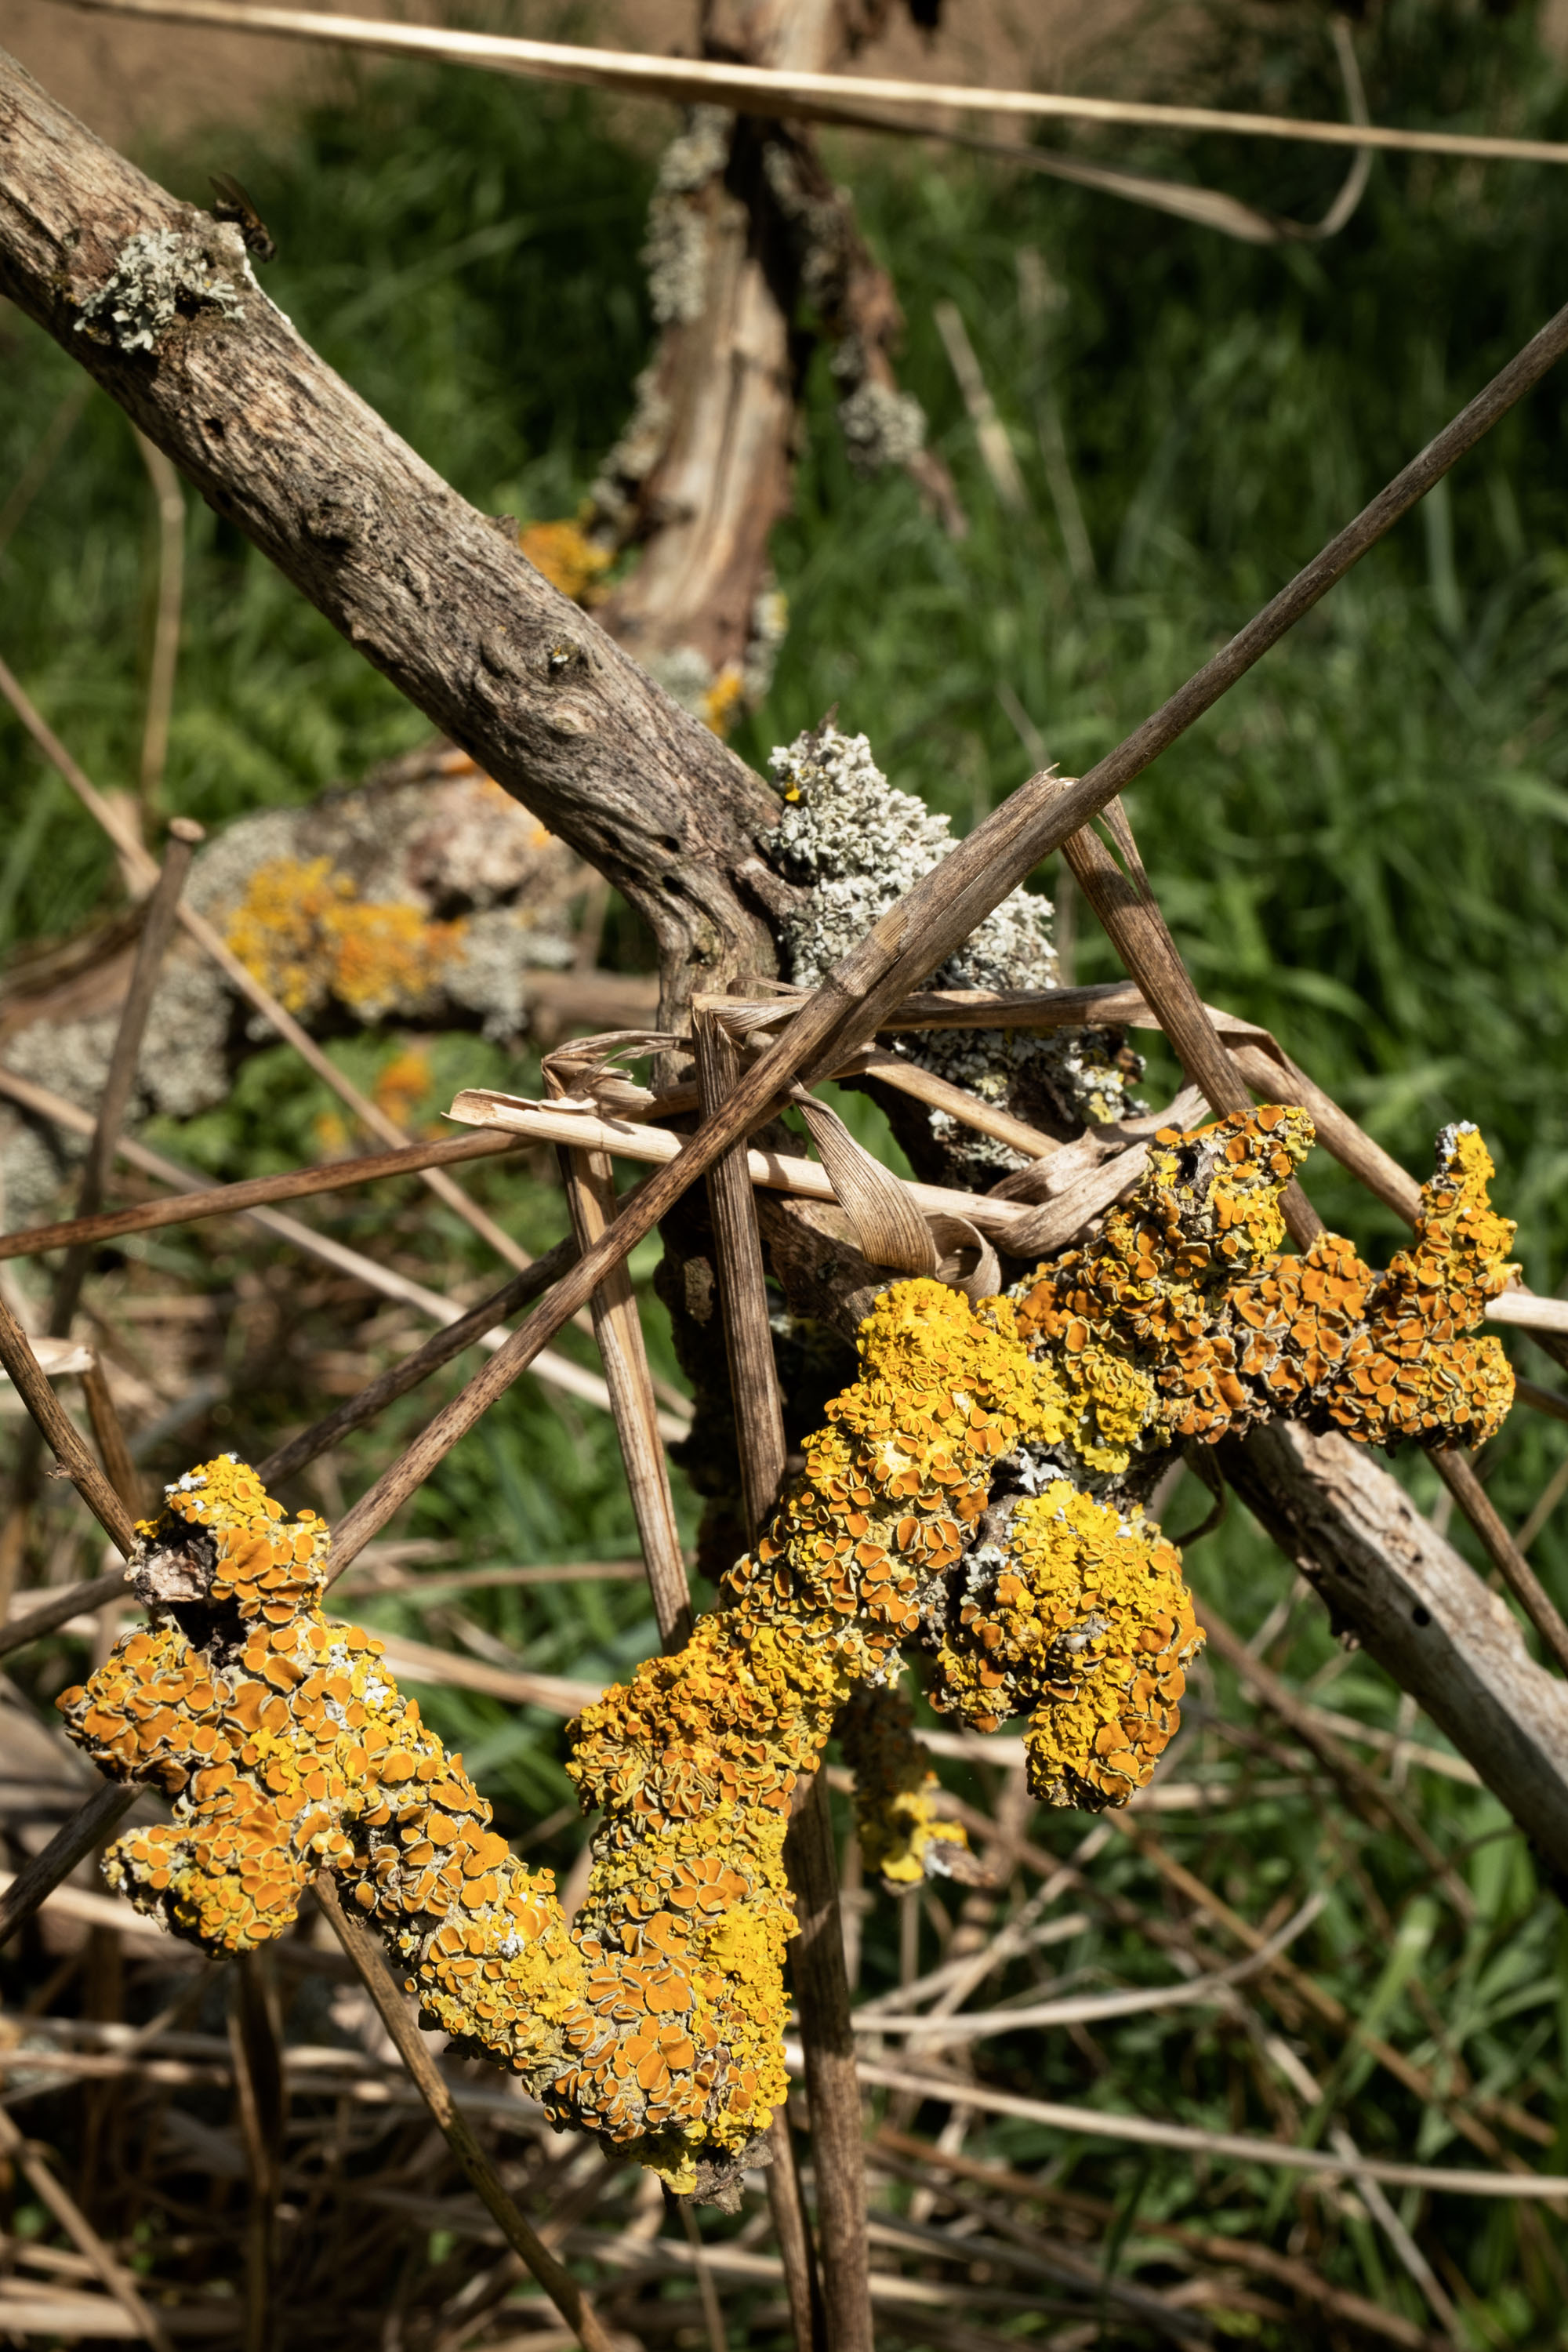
[6,0,1568,2338]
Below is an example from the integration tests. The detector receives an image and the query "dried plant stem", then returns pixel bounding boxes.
[0,1565,132,1660]
[557,1143,691,1650]
[694,1011,826,2352]
[227,1951,284,2352]
[0,1125,524,1266]
[1060,819,1324,1250]
[313,1872,617,2352]
[1432,1450,1568,1677]
[79,1359,142,1517]
[57,0,1568,168]
[0,1776,138,1948]
[0,2100,173,2352]
[133,430,185,822]
[785,1777,873,2352]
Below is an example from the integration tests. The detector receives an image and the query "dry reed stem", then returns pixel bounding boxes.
[260,1236,579,1494]
[694,1009,833,2352]
[556,1144,691,1650]
[0,1564,131,1658]
[0,1064,629,1432]
[55,0,1568,167]
[79,1358,143,1516]
[0,1127,525,1264]
[0,1284,135,1554]
[312,1872,619,2352]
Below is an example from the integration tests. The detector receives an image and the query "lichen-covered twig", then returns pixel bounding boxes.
[55,1105,1514,2202]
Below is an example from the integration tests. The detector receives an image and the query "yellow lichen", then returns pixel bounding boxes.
[519,519,612,606]
[223,858,466,1022]
[699,667,746,739]
[56,1112,1516,2192]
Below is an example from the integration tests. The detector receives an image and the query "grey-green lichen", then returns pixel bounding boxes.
[75,227,247,353]
[764,725,1138,1174]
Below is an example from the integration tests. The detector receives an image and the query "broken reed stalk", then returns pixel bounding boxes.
[0,1773,136,1947]
[79,1357,143,1517]
[317,283,1568,1576]
[49,815,203,1336]
[227,1951,284,2352]
[0,655,537,1282]
[0,1126,526,1265]
[0,2100,174,2352]
[694,1010,855,2352]
[556,1141,691,1650]
[311,1872,618,2352]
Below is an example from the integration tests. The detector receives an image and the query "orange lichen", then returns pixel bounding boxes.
[224,858,466,1022]
[371,1047,434,1134]
[699,667,745,739]
[519,519,612,606]
[1012,1112,1516,1457]
[56,1113,1515,2190]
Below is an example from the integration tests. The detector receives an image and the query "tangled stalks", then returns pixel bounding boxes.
[59,1109,1514,2190]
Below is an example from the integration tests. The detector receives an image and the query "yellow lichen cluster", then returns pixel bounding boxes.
[224,858,466,1022]
[1012,1111,1516,1457]
[519,519,612,605]
[931,1485,1200,1808]
[837,1684,969,1887]
[56,1112,1515,2188]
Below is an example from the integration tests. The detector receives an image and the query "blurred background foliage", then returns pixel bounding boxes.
[5,0,1568,2339]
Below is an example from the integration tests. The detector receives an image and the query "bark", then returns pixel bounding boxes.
[1220,1421,1568,1891]
[0,46,783,1021]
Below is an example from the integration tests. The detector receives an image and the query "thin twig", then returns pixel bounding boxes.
[0,1287,135,1553]
[0,1116,521,1265]
[693,1009,826,2352]
[79,1359,142,1516]
[312,1872,617,2352]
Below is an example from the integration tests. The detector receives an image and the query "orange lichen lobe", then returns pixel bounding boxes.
[224,857,466,1022]
[1012,1111,1515,1454]
[837,1684,969,1886]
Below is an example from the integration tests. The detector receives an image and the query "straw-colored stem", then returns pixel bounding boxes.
[1432,1450,1568,1679]
[313,1873,617,2352]
[0,1287,135,1555]
[557,1142,691,1652]
[694,1010,826,2350]
[79,1359,142,1519]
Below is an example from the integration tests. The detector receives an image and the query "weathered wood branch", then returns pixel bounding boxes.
[0,47,783,1017]
[1220,1422,1568,1887]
